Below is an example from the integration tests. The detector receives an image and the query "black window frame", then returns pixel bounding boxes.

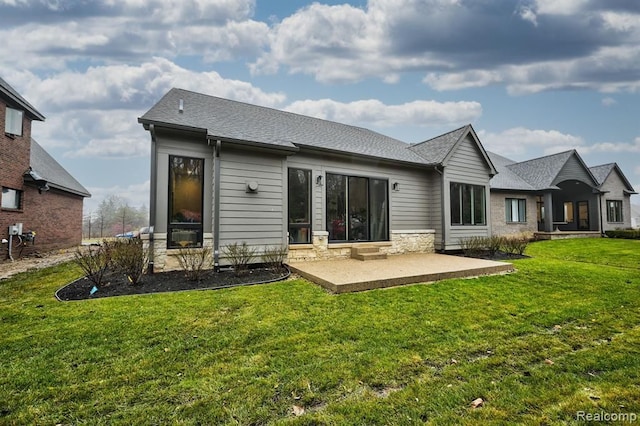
[326,173,389,243]
[1,187,23,210]
[167,155,205,249]
[450,182,486,226]
[288,168,312,244]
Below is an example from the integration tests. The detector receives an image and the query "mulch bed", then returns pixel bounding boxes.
[459,251,530,261]
[56,267,290,301]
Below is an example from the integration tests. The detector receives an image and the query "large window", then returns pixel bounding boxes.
[5,107,23,136]
[288,168,311,244]
[505,198,527,223]
[607,200,623,223]
[450,182,486,225]
[168,155,204,248]
[326,173,388,242]
[1,187,22,209]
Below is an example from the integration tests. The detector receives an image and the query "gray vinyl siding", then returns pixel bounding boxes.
[287,151,431,236]
[153,129,213,235]
[427,171,443,249]
[553,155,596,186]
[442,135,492,249]
[218,147,286,250]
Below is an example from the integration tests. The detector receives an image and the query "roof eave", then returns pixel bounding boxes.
[295,144,432,168]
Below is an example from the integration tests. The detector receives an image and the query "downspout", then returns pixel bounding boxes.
[213,139,221,271]
[147,124,157,274]
[434,165,446,252]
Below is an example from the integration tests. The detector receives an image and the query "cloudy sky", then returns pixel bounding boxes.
[2,0,639,214]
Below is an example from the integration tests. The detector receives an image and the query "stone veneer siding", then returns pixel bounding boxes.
[143,232,214,272]
[287,230,435,262]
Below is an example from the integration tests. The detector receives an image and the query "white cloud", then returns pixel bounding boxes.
[284,98,482,128]
[478,127,585,158]
[579,137,640,154]
[602,97,617,107]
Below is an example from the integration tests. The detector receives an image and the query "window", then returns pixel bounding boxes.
[505,198,527,223]
[450,182,486,225]
[5,107,23,136]
[607,200,623,223]
[1,187,22,209]
[168,155,204,248]
[326,173,388,242]
[536,196,545,223]
[563,202,574,223]
[288,168,311,243]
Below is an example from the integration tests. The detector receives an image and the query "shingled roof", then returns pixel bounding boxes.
[28,139,91,197]
[589,163,636,193]
[0,76,45,121]
[487,152,536,191]
[139,88,432,166]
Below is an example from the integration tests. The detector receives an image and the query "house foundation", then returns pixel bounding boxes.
[287,229,435,262]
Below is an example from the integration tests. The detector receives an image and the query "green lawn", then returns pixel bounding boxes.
[1,239,639,425]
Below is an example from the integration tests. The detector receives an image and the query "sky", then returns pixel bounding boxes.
[1,0,639,215]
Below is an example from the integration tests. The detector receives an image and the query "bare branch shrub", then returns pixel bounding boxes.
[459,236,486,257]
[108,239,148,285]
[261,245,288,272]
[176,246,212,281]
[222,242,256,276]
[73,245,110,288]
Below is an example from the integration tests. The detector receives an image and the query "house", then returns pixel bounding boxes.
[488,150,636,238]
[139,88,635,271]
[0,77,90,261]
[138,89,497,271]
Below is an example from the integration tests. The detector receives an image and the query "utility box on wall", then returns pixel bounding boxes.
[9,223,23,236]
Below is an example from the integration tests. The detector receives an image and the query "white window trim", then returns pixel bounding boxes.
[5,107,24,136]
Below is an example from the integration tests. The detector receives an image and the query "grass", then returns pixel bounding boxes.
[1,239,639,425]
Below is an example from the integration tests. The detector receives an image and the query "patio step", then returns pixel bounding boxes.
[351,246,388,261]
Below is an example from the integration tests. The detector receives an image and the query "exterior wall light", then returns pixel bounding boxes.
[316,175,323,186]
[393,182,400,191]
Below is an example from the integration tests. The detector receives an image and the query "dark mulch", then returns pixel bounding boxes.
[56,267,290,301]
[458,251,530,261]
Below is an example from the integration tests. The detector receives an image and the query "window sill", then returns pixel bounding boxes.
[1,208,23,212]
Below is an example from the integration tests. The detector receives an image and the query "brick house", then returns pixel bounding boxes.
[1,76,90,261]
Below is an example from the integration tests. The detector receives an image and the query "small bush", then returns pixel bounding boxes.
[176,246,212,281]
[502,234,530,255]
[223,242,257,276]
[73,245,110,288]
[487,235,505,256]
[108,239,148,285]
[605,229,640,239]
[459,236,487,257]
[261,245,288,271]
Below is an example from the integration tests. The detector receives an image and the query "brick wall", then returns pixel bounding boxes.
[490,192,538,237]
[1,99,85,261]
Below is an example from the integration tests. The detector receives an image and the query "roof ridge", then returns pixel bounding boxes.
[171,88,407,144]
[411,124,469,147]
[507,149,575,167]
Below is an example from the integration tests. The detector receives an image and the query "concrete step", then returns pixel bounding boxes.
[351,246,380,255]
[351,252,388,261]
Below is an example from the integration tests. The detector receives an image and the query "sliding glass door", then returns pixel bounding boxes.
[326,173,388,242]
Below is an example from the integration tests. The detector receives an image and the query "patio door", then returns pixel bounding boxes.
[577,201,589,230]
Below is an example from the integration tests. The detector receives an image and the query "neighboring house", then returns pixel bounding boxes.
[488,150,636,237]
[0,77,90,260]
[139,88,635,270]
[138,89,497,271]
[630,205,640,229]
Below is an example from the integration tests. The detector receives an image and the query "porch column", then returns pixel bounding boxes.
[543,192,554,232]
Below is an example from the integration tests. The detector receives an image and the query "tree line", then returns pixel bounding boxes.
[83,195,148,239]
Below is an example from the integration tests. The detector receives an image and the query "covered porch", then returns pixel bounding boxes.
[537,179,602,233]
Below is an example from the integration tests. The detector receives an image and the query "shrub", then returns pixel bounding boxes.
[605,229,640,239]
[459,236,487,257]
[176,246,212,281]
[108,239,148,285]
[223,242,257,276]
[501,234,530,255]
[73,245,110,288]
[487,235,505,256]
[261,245,288,271]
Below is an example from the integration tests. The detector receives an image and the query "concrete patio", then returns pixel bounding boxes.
[288,253,514,293]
